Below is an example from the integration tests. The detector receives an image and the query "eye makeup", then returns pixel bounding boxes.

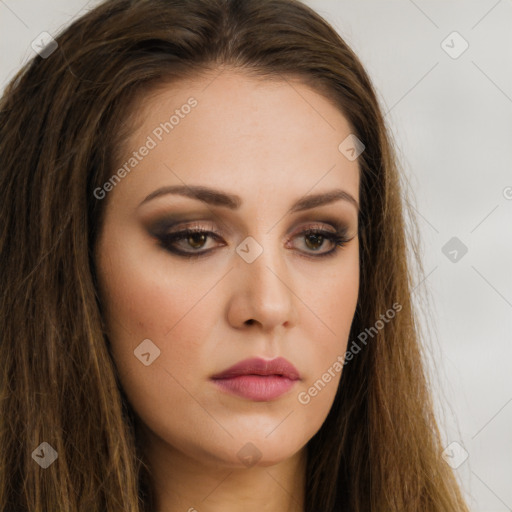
[146,215,355,260]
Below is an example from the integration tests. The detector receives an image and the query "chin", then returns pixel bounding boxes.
[199,434,307,470]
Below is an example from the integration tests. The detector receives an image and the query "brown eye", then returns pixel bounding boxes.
[187,232,208,249]
[155,226,225,257]
[288,224,352,259]
[304,232,326,251]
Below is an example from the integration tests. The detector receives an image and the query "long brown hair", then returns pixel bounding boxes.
[0,0,469,510]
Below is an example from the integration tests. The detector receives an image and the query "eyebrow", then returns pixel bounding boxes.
[139,185,359,213]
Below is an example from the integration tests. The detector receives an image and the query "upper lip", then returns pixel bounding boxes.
[211,357,300,380]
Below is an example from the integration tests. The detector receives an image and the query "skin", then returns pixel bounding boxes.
[95,69,360,512]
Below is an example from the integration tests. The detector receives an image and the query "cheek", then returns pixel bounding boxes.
[301,248,359,349]
[96,243,223,450]
[97,241,219,372]
[295,251,359,414]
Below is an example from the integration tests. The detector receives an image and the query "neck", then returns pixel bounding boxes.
[141,429,307,512]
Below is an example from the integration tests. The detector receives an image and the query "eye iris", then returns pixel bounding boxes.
[305,233,324,250]
[188,233,207,249]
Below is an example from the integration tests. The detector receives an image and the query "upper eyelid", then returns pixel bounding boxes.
[167,224,345,238]
[150,218,351,236]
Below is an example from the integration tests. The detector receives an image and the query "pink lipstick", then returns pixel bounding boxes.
[211,357,300,401]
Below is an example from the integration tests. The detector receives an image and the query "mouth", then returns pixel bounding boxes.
[211,357,301,401]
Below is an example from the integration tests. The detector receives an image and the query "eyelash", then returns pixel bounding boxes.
[155,222,353,260]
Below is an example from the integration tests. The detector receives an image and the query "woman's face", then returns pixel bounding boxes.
[95,70,360,469]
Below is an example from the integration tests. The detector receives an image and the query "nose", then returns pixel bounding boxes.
[226,241,298,332]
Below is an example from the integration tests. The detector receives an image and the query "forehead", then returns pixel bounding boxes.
[109,70,360,211]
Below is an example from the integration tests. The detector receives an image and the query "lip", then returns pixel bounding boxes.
[211,357,300,401]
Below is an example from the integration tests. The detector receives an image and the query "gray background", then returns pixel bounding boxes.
[1,1,511,510]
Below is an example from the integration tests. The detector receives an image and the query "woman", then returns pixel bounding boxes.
[0,0,470,510]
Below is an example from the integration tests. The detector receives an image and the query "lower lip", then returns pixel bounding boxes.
[212,375,298,401]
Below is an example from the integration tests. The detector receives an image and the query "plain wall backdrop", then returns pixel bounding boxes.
[1,1,511,510]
